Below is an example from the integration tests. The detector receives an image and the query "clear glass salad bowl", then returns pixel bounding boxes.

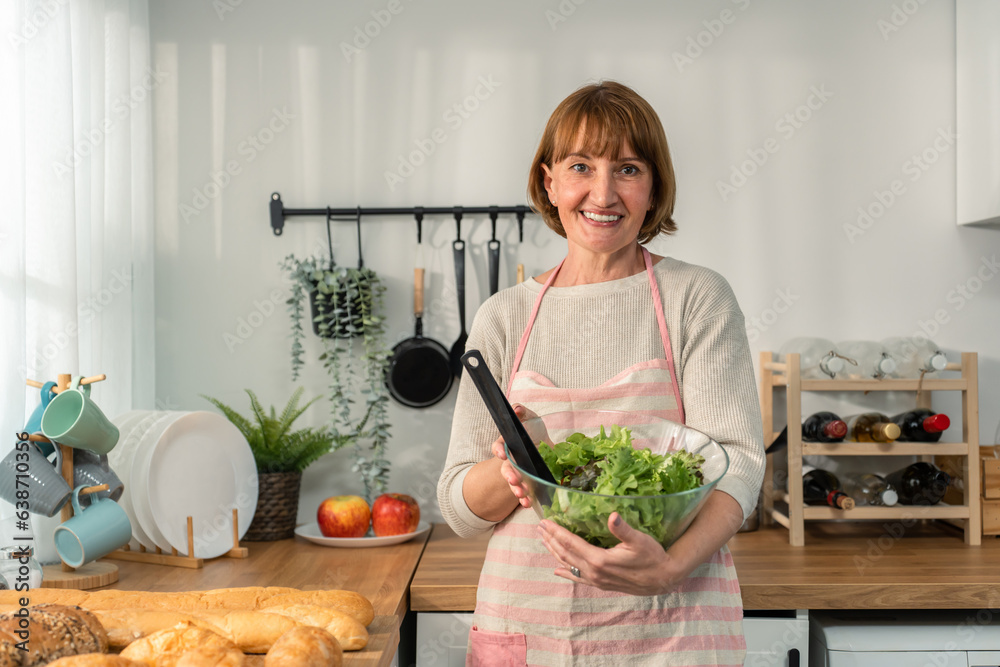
[504,410,729,549]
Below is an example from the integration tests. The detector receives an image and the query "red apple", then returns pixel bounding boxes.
[317,495,371,538]
[371,493,420,537]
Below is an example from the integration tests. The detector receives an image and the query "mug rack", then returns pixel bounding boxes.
[23,373,249,588]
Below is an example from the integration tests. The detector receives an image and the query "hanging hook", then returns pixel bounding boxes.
[325,207,335,270]
[516,206,526,243]
[489,206,498,241]
[355,207,364,269]
[414,206,424,244]
[453,206,464,241]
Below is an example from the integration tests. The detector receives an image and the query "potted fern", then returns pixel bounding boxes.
[203,388,349,541]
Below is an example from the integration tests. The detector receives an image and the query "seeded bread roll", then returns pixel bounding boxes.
[264,626,341,667]
[174,646,245,667]
[34,604,110,655]
[120,622,239,667]
[257,605,367,651]
[0,627,20,667]
[47,655,146,667]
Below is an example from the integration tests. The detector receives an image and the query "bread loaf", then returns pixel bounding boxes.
[173,646,245,667]
[193,611,298,654]
[257,592,373,626]
[264,626,341,667]
[0,604,108,666]
[91,610,214,649]
[0,626,21,667]
[257,605,367,651]
[47,655,145,667]
[120,622,238,667]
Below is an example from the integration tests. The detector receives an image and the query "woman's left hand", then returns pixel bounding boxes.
[537,513,684,597]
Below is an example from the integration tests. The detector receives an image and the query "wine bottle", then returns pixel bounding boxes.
[841,473,899,506]
[890,409,950,442]
[844,412,901,443]
[802,466,855,509]
[802,411,848,442]
[777,338,846,379]
[881,337,949,378]
[836,340,897,380]
[765,412,848,454]
[884,462,951,505]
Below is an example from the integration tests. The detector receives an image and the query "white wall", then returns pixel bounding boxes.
[148,0,1000,525]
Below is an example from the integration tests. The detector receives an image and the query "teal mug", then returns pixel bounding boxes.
[23,382,57,456]
[41,377,119,455]
[53,485,132,567]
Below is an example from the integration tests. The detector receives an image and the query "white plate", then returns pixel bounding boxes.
[128,412,180,551]
[110,411,166,550]
[143,412,257,558]
[294,521,431,548]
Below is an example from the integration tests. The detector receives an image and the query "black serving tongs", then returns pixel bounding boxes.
[460,349,558,484]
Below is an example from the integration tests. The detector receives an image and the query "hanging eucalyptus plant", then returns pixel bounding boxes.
[280,253,392,503]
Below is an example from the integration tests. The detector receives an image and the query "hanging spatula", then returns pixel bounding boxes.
[460,349,557,484]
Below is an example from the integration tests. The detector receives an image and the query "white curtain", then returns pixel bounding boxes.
[0,0,156,437]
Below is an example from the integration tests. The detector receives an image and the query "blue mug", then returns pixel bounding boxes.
[23,382,57,456]
[53,485,132,567]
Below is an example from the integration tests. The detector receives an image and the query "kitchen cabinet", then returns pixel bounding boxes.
[957,0,1000,228]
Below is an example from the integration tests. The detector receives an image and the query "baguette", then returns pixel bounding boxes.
[92,610,214,649]
[120,621,239,667]
[265,626,341,667]
[257,605,367,651]
[174,647,245,667]
[257,592,373,626]
[193,610,298,654]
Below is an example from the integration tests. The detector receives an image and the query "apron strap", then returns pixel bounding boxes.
[506,258,564,396]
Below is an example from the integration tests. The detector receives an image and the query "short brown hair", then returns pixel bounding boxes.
[527,81,677,244]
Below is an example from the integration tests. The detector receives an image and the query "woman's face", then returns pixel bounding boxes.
[542,135,654,259]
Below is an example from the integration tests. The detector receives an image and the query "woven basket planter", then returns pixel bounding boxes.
[244,471,302,541]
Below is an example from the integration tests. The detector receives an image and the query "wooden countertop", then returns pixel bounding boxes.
[106,533,429,667]
[409,523,1000,611]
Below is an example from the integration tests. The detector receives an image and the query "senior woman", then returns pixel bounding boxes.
[437,80,764,667]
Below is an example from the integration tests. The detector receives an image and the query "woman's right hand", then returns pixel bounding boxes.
[491,403,539,509]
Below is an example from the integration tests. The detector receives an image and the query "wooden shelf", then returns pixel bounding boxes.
[760,351,982,546]
[801,442,972,456]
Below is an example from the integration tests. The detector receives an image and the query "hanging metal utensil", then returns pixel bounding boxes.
[385,210,454,408]
[448,208,468,378]
[488,207,501,296]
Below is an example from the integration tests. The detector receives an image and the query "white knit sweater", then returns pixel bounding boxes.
[437,255,765,536]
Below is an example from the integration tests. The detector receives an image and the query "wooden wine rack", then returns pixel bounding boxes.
[760,351,981,546]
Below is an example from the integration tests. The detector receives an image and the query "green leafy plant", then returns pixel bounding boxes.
[202,388,348,474]
[280,253,393,502]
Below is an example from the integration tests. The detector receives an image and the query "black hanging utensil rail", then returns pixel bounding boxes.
[270,192,533,236]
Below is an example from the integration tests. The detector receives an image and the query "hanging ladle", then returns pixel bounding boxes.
[460,349,557,484]
[449,207,468,378]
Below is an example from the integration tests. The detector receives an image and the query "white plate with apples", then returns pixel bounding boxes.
[294,520,431,548]
[300,493,427,547]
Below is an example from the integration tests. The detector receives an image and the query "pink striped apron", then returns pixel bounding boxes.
[467,248,746,667]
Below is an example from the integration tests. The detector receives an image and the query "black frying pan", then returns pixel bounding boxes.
[386,265,454,408]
